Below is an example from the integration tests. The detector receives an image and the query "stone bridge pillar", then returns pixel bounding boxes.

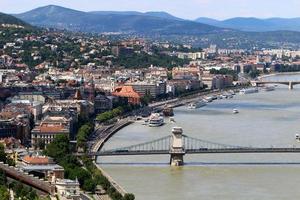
[289,82,294,90]
[170,127,185,166]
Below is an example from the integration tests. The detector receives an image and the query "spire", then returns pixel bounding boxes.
[80,73,84,86]
[74,89,82,100]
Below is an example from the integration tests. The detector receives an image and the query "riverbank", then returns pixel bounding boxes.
[258,71,300,79]
[92,119,134,153]
[150,86,245,110]
[94,163,127,196]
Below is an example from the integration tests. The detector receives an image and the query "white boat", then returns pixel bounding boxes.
[211,95,218,100]
[148,113,164,127]
[295,134,300,141]
[228,90,236,95]
[169,117,176,123]
[188,100,206,109]
[223,93,233,99]
[204,96,213,103]
[233,109,239,114]
[239,87,258,95]
[262,86,275,92]
[221,94,228,99]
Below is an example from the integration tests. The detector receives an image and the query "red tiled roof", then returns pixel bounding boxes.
[112,86,141,98]
[39,124,67,133]
[23,155,49,165]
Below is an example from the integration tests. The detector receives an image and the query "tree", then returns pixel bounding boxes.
[123,193,135,200]
[76,123,93,151]
[44,134,70,161]
[37,139,46,150]
[82,179,96,193]
[0,186,9,200]
[0,144,7,163]
[0,170,7,186]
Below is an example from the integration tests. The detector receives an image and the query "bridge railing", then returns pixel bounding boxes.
[100,135,172,153]
[182,135,250,151]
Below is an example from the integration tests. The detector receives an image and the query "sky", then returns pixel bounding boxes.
[1,0,300,20]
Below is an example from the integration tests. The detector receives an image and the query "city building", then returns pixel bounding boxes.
[54,179,80,199]
[112,85,141,105]
[31,114,75,147]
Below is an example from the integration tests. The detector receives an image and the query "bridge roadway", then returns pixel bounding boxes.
[251,80,300,89]
[93,147,300,156]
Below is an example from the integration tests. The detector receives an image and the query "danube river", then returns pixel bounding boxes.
[98,75,300,200]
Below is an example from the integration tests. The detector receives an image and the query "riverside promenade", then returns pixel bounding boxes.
[94,163,127,196]
[149,86,243,110]
[91,119,134,153]
[89,119,133,197]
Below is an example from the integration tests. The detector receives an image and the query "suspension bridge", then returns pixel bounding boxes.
[92,127,300,166]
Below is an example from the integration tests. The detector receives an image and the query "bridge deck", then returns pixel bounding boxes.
[94,148,300,156]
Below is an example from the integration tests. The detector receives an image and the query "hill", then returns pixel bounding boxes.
[0,12,30,28]
[195,17,300,32]
[14,5,225,35]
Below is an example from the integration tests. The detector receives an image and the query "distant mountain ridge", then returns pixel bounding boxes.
[89,10,183,21]
[0,12,30,27]
[195,17,300,32]
[11,5,300,49]
[14,5,223,35]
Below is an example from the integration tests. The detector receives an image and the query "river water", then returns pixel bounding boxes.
[98,74,300,200]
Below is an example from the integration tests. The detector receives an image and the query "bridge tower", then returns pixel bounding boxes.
[289,82,294,90]
[170,127,185,166]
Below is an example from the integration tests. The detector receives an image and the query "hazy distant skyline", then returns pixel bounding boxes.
[1,0,300,20]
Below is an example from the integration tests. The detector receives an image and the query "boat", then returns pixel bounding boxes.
[188,100,206,109]
[211,95,218,100]
[169,117,176,123]
[221,94,228,99]
[296,134,300,141]
[162,105,174,117]
[228,90,236,95]
[148,113,164,127]
[262,86,275,92]
[233,109,239,114]
[239,87,259,95]
[204,96,213,103]
[223,93,233,99]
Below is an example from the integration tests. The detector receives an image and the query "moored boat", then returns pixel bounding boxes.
[233,109,239,114]
[239,87,258,94]
[204,96,213,103]
[162,105,174,117]
[188,100,206,109]
[262,85,275,92]
[148,113,164,127]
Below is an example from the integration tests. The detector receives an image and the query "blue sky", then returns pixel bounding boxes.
[1,0,300,20]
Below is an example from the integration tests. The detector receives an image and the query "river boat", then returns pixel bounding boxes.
[211,95,218,100]
[204,96,213,103]
[239,87,258,95]
[162,106,174,117]
[262,86,275,92]
[148,113,164,127]
[233,109,239,114]
[188,100,206,109]
[296,134,300,141]
[169,117,176,123]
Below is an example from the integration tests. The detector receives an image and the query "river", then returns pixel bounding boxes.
[97,74,300,200]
